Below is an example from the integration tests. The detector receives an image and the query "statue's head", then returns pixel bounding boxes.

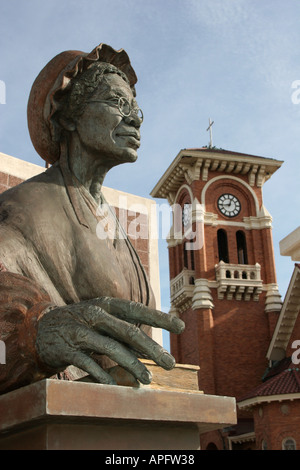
[27,44,141,165]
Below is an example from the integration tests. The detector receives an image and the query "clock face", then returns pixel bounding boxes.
[217,194,241,218]
[182,203,191,226]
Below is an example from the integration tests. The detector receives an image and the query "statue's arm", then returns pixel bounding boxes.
[0,272,185,393]
[0,271,57,394]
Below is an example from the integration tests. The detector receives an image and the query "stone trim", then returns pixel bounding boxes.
[238,393,300,410]
[192,278,214,310]
[280,226,300,261]
[264,283,282,313]
[227,432,256,449]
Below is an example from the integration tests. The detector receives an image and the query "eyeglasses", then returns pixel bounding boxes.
[87,96,143,122]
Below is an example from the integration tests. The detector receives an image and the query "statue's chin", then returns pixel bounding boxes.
[116,147,139,165]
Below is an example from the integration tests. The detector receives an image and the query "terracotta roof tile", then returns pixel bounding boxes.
[263,357,292,380]
[238,359,300,402]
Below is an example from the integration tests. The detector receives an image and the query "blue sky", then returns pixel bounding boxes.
[1,0,300,348]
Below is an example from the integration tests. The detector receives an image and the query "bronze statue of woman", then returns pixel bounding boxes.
[0,43,184,394]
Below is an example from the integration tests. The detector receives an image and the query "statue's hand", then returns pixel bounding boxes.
[35,297,185,385]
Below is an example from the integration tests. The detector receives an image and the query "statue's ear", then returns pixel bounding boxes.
[58,116,76,132]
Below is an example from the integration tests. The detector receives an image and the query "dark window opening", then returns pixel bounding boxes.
[183,242,195,271]
[183,242,188,268]
[206,443,218,450]
[236,230,248,264]
[217,229,229,263]
[282,438,296,450]
[190,246,195,270]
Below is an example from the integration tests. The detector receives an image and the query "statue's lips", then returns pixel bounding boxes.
[116,131,140,148]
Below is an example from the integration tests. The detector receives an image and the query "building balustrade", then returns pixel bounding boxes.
[215,261,263,301]
[170,268,196,311]
[170,262,263,313]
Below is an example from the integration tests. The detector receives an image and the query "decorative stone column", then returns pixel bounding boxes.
[192,278,214,310]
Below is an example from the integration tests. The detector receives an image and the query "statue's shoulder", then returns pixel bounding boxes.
[0,165,63,204]
[0,165,65,225]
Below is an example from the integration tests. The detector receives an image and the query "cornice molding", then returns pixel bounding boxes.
[151,149,283,199]
[238,393,300,410]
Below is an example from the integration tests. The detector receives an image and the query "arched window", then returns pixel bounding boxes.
[236,230,248,264]
[262,440,268,450]
[282,438,296,450]
[206,442,218,450]
[217,229,229,263]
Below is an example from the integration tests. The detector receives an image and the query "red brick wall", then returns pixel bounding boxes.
[172,294,271,404]
[209,291,270,400]
[200,430,225,450]
[253,400,300,450]
[0,172,24,194]
[170,306,216,394]
[170,170,278,413]
[115,207,150,276]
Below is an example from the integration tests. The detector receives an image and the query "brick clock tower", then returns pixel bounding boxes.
[151,147,283,449]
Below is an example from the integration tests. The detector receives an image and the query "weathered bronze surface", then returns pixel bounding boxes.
[0,44,184,394]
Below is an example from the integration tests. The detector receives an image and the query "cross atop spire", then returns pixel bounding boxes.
[206,118,214,148]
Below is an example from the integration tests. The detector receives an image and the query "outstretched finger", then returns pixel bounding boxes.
[84,308,176,371]
[88,297,185,334]
[72,326,153,385]
[65,350,116,385]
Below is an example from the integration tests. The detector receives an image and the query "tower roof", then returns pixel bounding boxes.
[151,147,283,200]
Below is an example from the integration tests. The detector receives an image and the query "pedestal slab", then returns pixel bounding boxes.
[0,378,236,450]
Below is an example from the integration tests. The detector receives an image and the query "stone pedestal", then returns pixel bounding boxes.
[0,366,236,450]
